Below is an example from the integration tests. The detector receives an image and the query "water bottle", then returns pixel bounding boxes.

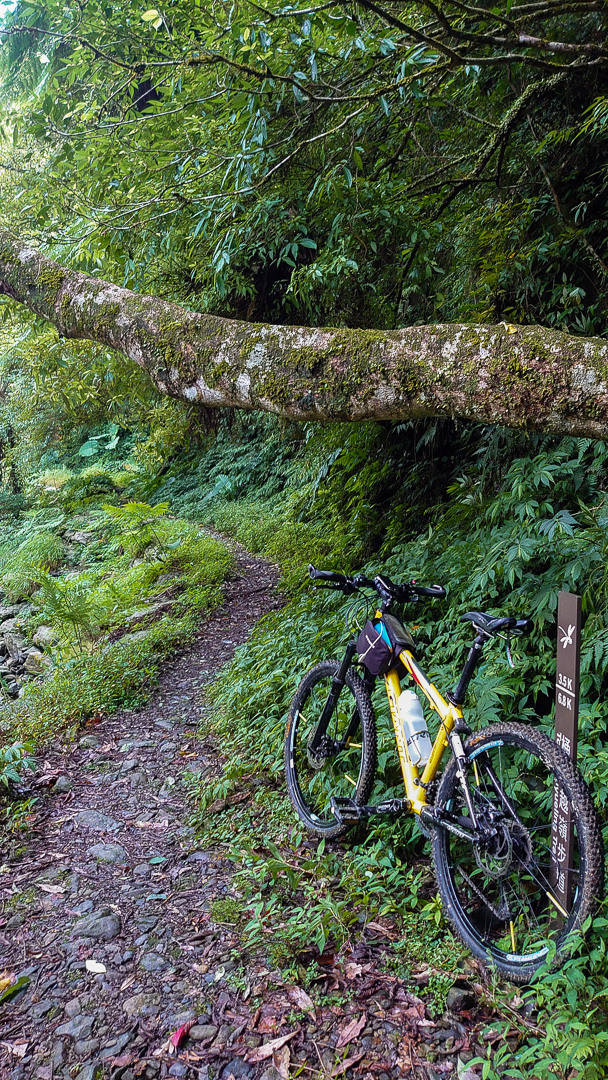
[396,689,432,766]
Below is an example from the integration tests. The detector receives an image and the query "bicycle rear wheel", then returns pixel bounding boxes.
[432,722,603,983]
[284,660,377,839]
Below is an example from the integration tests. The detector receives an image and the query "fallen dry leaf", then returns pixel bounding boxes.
[287,986,315,1015]
[134,820,169,828]
[273,1044,290,1079]
[0,974,13,994]
[37,884,65,895]
[109,1055,135,1068]
[0,1040,28,1059]
[246,1030,299,1063]
[365,921,392,936]
[335,1014,366,1049]
[344,961,364,980]
[332,1052,365,1076]
[168,1018,196,1053]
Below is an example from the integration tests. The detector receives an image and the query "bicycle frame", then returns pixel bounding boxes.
[384,648,464,815]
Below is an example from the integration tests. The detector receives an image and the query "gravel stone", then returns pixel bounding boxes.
[445,986,476,1012]
[221,1061,253,1079]
[72,907,122,941]
[51,1042,67,1069]
[52,775,73,794]
[188,1024,218,1042]
[140,952,169,972]
[123,992,161,1018]
[32,624,59,648]
[74,1038,100,1056]
[77,809,121,831]
[75,1066,97,1080]
[87,842,128,865]
[29,999,54,1018]
[99,1032,132,1061]
[79,734,99,749]
[55,1014,94,1040]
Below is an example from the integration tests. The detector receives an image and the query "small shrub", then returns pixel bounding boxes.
[0,529,64,598]
[0,742,34,789]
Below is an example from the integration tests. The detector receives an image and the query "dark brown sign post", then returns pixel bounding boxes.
[550,590,581,913]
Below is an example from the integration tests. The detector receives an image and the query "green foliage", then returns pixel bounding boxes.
[35,570,106,650]
[102,500,173,557]
[0,527,64,599]
[2,607,207,747]
[0,0,605,336]
[179,417,608,1076]
[0,741,34,789]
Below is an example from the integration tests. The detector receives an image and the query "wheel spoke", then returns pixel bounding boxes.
[284,661,376,837]
[433,723,600,979]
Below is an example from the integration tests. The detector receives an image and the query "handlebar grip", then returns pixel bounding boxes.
[417,584,447,599]
[308,564,349,585]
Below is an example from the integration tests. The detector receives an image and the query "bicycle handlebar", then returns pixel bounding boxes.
[308,564,446,602]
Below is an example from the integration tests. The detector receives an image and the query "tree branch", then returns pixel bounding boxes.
[1,229,608,438]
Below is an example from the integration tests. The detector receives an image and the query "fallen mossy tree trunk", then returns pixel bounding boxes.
[1,228,608,437]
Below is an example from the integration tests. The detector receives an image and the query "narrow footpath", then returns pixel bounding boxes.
[0,547,283,1080]
[1,545,493,1080]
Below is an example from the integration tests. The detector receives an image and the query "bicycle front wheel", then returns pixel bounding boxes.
[432,722,603,983]
[284,660,377,839]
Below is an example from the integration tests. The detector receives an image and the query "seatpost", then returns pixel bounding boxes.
[448,634,486,706]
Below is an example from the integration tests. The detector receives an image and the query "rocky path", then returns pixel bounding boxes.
[0,543,498,1080]
[0,546,284,1080]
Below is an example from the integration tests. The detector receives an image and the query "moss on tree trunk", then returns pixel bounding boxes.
[1,229,608,437]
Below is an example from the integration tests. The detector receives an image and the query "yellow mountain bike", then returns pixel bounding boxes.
[284,566,603,983]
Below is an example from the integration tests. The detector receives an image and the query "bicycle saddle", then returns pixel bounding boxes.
[461,611,531,636]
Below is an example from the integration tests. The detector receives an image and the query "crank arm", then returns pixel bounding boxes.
[420,805,482,844]
[330,796,411,824]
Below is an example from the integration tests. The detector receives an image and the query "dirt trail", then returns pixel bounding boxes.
[0,547,282,1080]
[0,544,488,1080]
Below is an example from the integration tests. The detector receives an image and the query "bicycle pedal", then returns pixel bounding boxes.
[330,796,362,824]
[373,798,411,817]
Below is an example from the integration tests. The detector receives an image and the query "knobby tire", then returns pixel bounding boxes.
[284,660,377,839]
[432,722,604,983]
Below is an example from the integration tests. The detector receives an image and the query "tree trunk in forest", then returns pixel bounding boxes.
[1,229,608,438]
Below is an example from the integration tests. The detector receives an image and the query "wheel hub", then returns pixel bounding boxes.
[475,816,533,879]
[307,735,336,769]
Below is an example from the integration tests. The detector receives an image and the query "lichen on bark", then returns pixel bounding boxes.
[0,227,607,438]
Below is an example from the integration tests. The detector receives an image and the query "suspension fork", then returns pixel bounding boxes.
[308,641,357,752]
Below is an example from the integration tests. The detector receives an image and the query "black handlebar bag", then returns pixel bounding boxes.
[356,620,394,676]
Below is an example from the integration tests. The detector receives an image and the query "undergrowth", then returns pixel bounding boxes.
[0,486,233,746]
[3,408,608,1075]
[181,417,608,1078]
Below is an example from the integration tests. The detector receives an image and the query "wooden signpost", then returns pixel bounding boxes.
[550,591,581,911]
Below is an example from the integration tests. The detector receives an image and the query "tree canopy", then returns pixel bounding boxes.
[0,0,606,436]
